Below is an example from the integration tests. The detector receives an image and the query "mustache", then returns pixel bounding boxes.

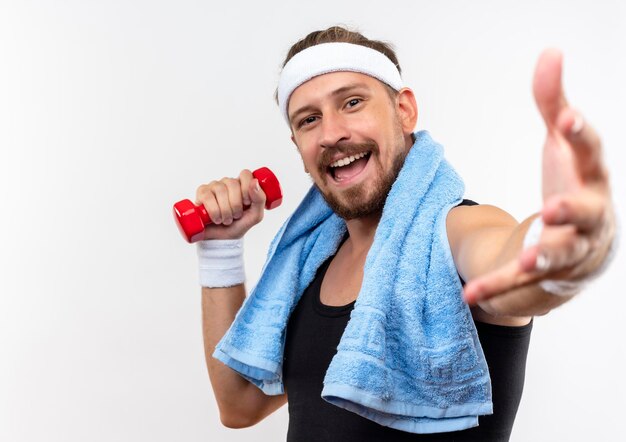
[318,140,379,169]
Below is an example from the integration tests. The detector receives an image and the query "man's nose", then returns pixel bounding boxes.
[319,113,350,148]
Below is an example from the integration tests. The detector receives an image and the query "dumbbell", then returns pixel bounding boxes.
[173,167,283,243]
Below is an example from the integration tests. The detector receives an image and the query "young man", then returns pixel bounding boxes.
[195,27,616,441]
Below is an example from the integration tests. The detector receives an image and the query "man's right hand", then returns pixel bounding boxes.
[194,169,267,240]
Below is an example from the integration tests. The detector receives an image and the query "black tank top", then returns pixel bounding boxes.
[282,201,533,442]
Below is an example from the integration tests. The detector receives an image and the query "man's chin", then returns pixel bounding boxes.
[319,186,386,220]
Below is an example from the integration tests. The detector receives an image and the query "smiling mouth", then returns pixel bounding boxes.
[327,151,372,182]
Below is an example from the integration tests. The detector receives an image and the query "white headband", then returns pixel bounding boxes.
[277,42,404,125]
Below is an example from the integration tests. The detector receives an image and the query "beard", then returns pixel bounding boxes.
[313,132,409,221]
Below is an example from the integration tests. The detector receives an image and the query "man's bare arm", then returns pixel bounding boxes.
[202,284,287,428]
[194,170,287,428]
[447,205,574,319]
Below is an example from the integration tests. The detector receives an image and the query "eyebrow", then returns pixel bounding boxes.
[288,82,371,126]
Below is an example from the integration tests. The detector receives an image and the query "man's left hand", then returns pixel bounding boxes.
[464,49,616,305]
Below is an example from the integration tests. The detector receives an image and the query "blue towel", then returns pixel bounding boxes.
[213,131,493,434]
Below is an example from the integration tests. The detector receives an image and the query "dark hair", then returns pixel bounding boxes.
[275,26,401,103]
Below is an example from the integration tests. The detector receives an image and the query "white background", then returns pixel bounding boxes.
[1,1,624,441]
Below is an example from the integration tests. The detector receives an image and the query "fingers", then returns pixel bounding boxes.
[464,224,590,304]
[556,108,606,182]
[194,169,265,228]
[248,177,267,209]
[534,50,607,183]
[195,180,232,225]
[529,224,591,275]
[463,258,535,305]
[239,169,253,206]
[542,189,608,232]
[533,48,568,129]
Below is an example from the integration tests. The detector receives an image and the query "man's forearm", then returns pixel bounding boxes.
[202,284,289,428]
[201,285,251,415]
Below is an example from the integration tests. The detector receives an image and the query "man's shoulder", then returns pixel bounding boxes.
[447,203,518,243]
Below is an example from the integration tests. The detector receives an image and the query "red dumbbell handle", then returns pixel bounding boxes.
[173,167,282,243]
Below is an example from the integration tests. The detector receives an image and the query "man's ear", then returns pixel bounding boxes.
[291,134,309,173]
[395,88,418,135]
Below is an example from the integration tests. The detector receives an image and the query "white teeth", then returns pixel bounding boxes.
[329,152,368,168]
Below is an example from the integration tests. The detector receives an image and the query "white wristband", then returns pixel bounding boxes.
[196,239,245,288]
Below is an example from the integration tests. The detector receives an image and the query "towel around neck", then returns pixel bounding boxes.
[213,131,493,434]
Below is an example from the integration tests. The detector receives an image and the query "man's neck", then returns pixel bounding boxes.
[343,212,381,258]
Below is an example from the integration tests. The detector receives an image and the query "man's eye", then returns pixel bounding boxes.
[346,98,362,108]
[300,116,317,127]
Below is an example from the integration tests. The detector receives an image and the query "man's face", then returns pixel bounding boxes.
[288,72,411,220]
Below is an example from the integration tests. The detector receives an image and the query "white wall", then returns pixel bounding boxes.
[1,1,624,441]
